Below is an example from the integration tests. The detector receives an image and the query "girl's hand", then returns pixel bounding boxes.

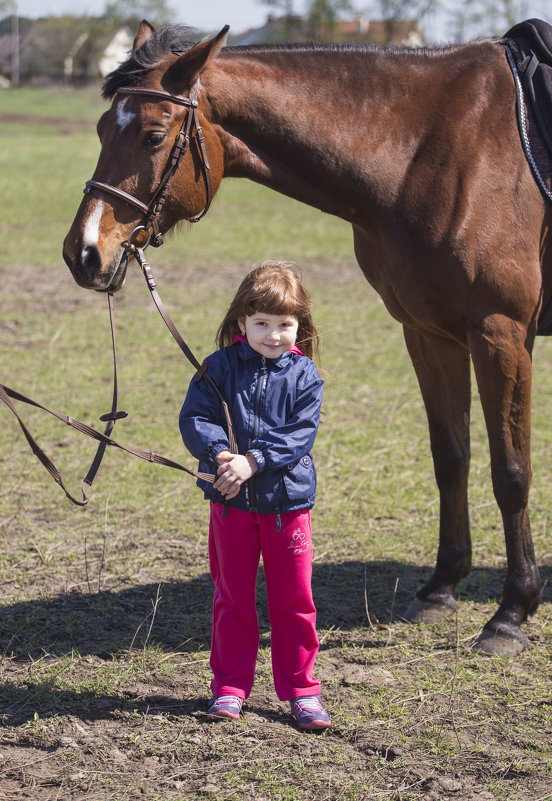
[214,451,258,499]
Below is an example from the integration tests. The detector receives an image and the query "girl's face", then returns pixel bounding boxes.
[239,312,299,359]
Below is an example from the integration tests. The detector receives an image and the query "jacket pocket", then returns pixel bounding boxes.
[283,454,316,501]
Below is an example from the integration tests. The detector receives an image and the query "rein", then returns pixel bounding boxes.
[0,234,240,507]
[1,80,237,506]
[83,81,213,246]
[122,233,238,455]
[0,316,216,506]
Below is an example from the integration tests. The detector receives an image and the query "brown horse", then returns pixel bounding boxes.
[63,21,552,655]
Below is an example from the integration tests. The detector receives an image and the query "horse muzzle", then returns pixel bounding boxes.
[63,239,128,293]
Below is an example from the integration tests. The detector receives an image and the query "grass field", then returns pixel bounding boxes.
[0,87,551,801]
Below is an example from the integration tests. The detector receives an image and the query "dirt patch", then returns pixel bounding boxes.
[1,579,550,801]
[1,256,551,801]
[0,113,93,135]
[1,255,364,317]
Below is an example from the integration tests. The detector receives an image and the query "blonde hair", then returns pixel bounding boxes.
[216,261,319,360]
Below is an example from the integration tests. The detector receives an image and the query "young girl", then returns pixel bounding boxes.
[179,261,330,730]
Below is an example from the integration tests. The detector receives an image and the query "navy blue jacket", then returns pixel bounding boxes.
[179,340,324,514]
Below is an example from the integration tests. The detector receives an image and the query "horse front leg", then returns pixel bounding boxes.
[401,327,473,624]
[468,321,541,654]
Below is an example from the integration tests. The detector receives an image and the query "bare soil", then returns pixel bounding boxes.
[1,259,551,801]
[0,113,93,135]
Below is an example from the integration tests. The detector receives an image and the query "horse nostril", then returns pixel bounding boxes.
[81,245,102,279]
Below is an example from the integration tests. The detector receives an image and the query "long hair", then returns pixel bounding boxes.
[216,261,320,361]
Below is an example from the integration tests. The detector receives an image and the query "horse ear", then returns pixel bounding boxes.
[168,25,230,86]
[133,20,156,51]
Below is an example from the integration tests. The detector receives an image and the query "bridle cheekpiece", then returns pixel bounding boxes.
[83,80,212,248]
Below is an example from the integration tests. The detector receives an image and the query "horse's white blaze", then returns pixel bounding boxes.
[83,200,104,248]
[116,97,135,131]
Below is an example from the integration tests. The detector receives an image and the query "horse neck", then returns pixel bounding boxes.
[203,46,449,221]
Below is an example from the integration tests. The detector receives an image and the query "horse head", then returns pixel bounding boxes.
[63,21,228,292]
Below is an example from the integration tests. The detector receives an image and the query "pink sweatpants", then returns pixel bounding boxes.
[208,501,321,701]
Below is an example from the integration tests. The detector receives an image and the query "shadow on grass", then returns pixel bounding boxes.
[2,560,551,660]
[0,685,208,727]
[1,561,550,726]
[0,685,297,729]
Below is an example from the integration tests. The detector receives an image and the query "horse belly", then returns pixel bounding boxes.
[353,160,546,343]
[353,227,472,342]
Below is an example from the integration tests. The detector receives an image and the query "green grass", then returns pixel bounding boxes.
[0,85,353,268]
[0,85,108,119]
[0,86,551,801]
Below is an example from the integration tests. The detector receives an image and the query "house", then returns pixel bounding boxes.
[0,15,133,84]
[0,14,424,85]
[231,13,424,47]
[0,15,33,83]
[98,27,133,77]
[337,16,424,47]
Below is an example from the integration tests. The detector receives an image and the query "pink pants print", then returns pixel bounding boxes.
[208,502,321,701]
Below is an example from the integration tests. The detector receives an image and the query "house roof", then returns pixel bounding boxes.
[230,14,424,47]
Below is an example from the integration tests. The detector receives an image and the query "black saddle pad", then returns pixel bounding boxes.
[503,20,552,335]
[504,18,552,154]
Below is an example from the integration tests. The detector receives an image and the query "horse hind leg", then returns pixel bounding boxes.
[401,328,472,625]
[468,319,541,655]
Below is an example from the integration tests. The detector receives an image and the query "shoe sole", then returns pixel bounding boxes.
[295,719,331,730]
[206,710,241,720]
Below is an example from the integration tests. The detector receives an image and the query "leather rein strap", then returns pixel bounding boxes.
[83,81,213,246]
[0,292,216,507]
[0,81,235,505]
[126,244,238,455]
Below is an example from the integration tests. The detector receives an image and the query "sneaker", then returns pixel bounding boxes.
[206,695,243,720]
[289,695,331,730]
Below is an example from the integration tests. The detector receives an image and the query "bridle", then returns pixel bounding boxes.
[83,80,213,247]
[85,79,235,452]
[82,78,237,496]
[0,79,237,506]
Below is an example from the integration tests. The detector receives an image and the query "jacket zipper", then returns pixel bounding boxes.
[246,356,267,510]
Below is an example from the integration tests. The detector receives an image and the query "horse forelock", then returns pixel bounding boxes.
[102,24,199,99]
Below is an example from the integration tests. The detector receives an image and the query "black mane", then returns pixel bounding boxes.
[227,40,464,58]
[102,25,198,98]
[102,22,483,98]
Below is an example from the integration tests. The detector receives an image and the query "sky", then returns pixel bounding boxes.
[14,0,276,35]
[10,0,552,43]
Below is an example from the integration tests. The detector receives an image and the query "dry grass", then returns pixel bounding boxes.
[1,258,551,801]
[0,91,551,800]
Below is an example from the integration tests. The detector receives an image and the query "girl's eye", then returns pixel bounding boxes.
[143,131,166,146]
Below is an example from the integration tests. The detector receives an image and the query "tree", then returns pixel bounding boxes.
[103,0,175,30]
[305,0,353,40]
[257,0,300,39]
[0,0,19,83]
[369,0,439,34]
[445,0,547,41]
[374,0,438,18]
[259,0,296,17]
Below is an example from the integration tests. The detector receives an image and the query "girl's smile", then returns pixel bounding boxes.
[239,312,299,359]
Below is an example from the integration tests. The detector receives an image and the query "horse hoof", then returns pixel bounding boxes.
[474,624,531,656]
[402,596,458,625]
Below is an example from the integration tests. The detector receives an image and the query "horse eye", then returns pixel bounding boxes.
[143,131,166,146]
